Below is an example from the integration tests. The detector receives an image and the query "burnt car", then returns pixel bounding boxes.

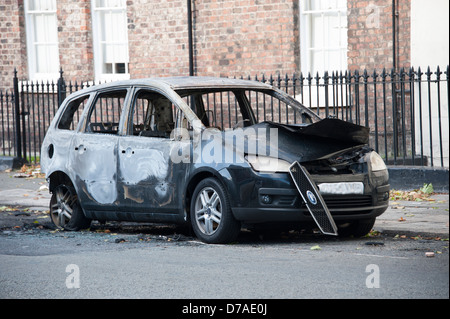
[41,76,389,243]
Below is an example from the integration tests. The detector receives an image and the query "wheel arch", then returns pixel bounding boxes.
[184,168,233,217]
[48,170,76,193]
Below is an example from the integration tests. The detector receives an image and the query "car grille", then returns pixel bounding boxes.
[322,195,373,209]
[289,162,338,235]
[299,195,372,210]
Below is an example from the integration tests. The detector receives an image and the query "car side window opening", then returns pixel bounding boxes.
[85,89,127,134]
[129,90,175,138]
[57,95,91,130]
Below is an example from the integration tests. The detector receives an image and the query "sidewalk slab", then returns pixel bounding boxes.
[374,194,449,237]
[0,188,50,209]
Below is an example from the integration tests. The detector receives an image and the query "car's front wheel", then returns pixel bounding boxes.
[190,177,241,244]
[50,184,91,231]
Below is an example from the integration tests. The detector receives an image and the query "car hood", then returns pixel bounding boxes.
[238,118,370,163]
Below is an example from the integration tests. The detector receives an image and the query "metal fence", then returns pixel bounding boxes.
[1,66,449,168]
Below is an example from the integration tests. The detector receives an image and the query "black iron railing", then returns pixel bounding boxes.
[239,66,449,168]
[1,66,449,168]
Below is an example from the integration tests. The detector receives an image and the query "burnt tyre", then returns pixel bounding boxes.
[50,184,91,231]
[190,177,241,244]
[337,218,376,238]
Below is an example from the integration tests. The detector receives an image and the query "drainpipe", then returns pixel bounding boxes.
[392,0,400,158]
[392,0,397,70]
[187,0,194,76]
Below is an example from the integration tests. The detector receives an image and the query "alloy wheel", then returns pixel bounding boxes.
[194,186,222,235]
[50,185,77,228]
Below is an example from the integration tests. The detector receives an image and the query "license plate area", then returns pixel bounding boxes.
[289,161,338,236]
[318,182,364,195]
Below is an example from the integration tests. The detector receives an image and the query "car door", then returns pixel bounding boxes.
[115,87,191,220]
[69,88,130,214]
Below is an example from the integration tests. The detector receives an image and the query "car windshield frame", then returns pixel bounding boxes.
[174,86,321,131]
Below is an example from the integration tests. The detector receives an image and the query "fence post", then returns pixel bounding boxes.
[57,68,66,107]
[13,68,22,159]
[324,71,329,117]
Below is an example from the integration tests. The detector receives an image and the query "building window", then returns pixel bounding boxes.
[300,0,348,74]
[24,0,60,81]
[91,0,129,81]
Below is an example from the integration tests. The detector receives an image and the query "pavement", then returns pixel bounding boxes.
[0,170,448,238]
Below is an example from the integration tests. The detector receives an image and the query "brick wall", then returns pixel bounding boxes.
[0,0,27,90]
[192,0,300,77]
[347,0,410,71]
[56,0,94,80]
[127,0,190,78]
[126,0,300,79]
[0,0,413,89]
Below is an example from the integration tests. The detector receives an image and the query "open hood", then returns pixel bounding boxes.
[241,118,370,163]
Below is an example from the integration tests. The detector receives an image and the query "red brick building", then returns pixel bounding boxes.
[1,0,414,90]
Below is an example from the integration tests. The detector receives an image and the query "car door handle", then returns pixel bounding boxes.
[121,149,135,155]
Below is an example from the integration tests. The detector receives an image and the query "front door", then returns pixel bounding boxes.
[115,88,190,221]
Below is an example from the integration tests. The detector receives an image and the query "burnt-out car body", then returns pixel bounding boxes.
[41,77,389,243]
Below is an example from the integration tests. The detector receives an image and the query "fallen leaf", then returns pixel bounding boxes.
[310,245,321,250]
[398,217,406,222]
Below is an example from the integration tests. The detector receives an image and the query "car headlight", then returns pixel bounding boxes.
[369,151,387,172]
[245,155,291,173]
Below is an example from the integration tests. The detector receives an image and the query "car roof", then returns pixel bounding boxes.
[69,76,273,97]
[158,76,273,90]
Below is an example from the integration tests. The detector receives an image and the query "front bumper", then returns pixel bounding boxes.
[222,167,389,223]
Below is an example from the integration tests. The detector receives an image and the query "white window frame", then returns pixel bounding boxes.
[299,0,348,74]
[24,0,60,81]
[91,0,130,82]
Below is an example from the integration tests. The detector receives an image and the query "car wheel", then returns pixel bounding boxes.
[50,184,91,231]
[190,177,241,244]
[338,218,376,238]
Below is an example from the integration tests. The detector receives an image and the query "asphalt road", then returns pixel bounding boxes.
[0,221,448,299]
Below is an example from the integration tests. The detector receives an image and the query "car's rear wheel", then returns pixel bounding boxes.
[190,177,241,244]
[50,184,91,231]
